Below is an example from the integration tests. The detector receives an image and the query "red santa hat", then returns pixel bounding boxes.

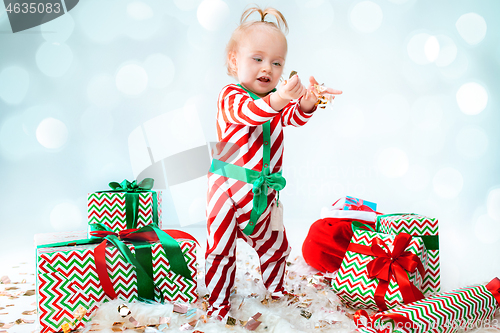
[303,196,379,273]
[302,217,376,273]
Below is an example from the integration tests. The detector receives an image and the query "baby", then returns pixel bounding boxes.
[205,6,341,319]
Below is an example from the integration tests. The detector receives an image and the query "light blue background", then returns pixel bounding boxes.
[1,0,499,290]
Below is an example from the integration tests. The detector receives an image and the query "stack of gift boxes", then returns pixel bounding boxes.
[311,196,500,333]
[35,179,198,333]
[35,184,500,333]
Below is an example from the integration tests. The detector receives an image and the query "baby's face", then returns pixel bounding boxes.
[232,28,287,98]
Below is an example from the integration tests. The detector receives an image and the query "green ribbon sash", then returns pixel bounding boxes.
[209,85,285,235]
[96,178,158,229]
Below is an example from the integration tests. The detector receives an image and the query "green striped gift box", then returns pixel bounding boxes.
[87,191,162,233]
[355,278,500,333]
[377,213,440,295]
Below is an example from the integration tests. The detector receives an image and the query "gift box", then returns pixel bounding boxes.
[35,228,197,333]
[88,178,162,234]
[377,213,439,295]
[332,229,428,311]
[321,196,378,223]
[335,196,377,212]
[354,277,500,333]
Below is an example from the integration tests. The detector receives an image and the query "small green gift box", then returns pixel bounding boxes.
[88,178,162,234]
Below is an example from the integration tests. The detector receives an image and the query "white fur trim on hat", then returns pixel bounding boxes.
[320,207,376,222]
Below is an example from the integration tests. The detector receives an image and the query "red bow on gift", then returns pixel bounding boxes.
[486,277,500,305]
[91,228,199,245]
[348,232,425,311]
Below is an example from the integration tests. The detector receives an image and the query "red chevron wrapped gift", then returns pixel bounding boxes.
[377,213,440,295]
[354,277,500,333]
[88,178,163,234]
[332,229,428,311]
[35,230,197,333]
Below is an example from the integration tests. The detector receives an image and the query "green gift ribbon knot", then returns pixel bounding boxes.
[108,178,154,191]
[96,178,158,229]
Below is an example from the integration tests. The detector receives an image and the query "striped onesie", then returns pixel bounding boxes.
[205,83,315,318]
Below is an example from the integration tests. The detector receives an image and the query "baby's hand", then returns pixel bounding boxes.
[308,76,343,96]
[300,76,343,113]
[299,87,318,113]
[277,75,306,101]
[300,88,318,113]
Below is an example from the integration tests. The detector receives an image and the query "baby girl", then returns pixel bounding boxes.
[205,6,342,319]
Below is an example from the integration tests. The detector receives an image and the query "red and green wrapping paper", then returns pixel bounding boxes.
[332,229,428,311]
[88,179,163,233]
[354,277,500,333]
[35,230,197,333]
[377,213,440,295]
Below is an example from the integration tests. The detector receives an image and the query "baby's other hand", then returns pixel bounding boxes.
[299,88,318,113]
[300,76,343,113]
[278,75,306,101]
[308,76,343,97]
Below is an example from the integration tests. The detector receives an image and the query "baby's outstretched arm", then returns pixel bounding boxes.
[300,76,343,113]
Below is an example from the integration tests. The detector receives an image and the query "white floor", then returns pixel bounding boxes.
[2,239,499,333]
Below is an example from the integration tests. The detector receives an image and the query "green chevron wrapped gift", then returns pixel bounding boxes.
[332,229,428,311]
[377,213,440,295]
[354,277,500,333]
[88,178,162,234]
[35,228,197,333]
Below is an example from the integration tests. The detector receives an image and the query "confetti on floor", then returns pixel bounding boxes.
[1,240,499,333]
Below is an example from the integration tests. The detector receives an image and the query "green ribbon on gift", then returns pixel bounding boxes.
[96,178,158,229]
[418,235,439,251]
[89,223,193,299]
[89,223,157,300]
[351,220,376,233]
[376,213,439,251]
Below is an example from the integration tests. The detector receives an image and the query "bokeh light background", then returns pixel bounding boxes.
[1,0,499,291]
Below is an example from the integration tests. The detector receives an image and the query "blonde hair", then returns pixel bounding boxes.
[225,6,289,77]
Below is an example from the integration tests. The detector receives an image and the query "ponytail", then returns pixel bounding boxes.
[240,6,288,34]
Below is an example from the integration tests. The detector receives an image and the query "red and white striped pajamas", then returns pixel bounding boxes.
[205,84,315,319]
